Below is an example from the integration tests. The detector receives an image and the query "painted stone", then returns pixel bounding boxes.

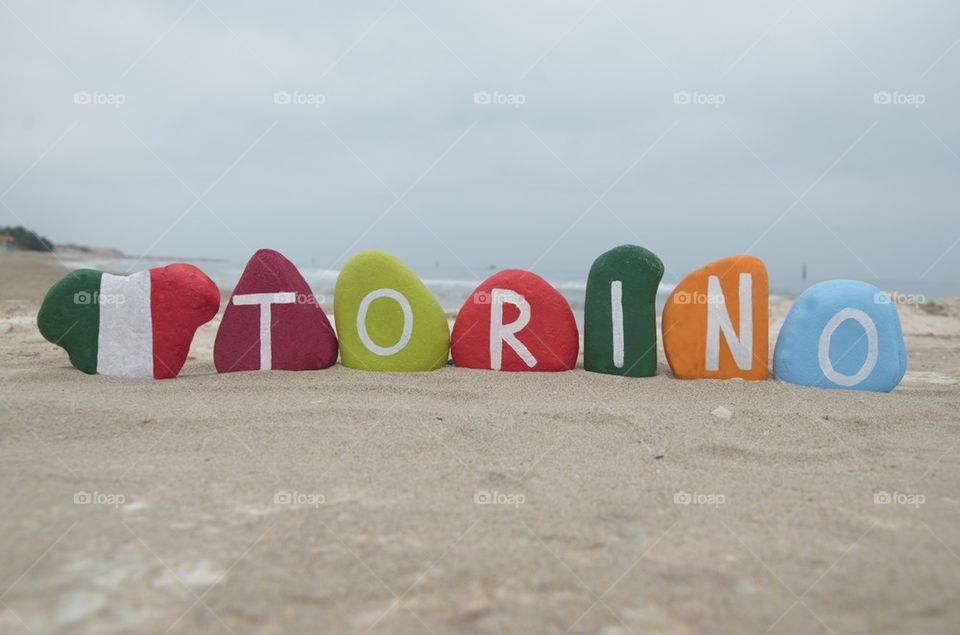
[584,245,664,377]
[662,255,768,380]
[773,280,907,392]
[37,265,220,379]
[214,249,338,373]
[333,250,449,372]
[452,270,579,372]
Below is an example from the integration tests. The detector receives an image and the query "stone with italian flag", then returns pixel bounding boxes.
[214,249,338,373]
[37,264,220,379]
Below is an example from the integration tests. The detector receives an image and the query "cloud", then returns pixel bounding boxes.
[1,0,958,285]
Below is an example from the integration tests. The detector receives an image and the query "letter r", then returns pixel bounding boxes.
[489,288,537,370]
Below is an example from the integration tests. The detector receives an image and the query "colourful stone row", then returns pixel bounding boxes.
[36,246,908,392]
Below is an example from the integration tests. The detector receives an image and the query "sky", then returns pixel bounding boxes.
[1,0,958,288]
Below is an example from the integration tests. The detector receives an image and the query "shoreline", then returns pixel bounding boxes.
[37,251,960,337]
[54,245,228,263]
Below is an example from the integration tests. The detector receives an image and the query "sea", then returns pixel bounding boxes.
[62,256,957,325]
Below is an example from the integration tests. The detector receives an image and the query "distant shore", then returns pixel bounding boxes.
[54,245,227,263]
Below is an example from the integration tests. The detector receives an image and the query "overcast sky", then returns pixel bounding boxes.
[1,0,958,286]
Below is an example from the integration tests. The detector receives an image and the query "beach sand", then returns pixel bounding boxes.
[1,251,959,635]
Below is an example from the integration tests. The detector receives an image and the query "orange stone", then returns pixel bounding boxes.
[662,255,768,380]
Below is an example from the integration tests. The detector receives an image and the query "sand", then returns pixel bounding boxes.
[1,251,959,635]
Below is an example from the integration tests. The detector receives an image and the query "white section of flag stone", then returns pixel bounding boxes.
[97,271,154,378]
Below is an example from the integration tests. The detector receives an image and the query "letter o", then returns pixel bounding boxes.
[818,308,879,387]
[356,289,414,357]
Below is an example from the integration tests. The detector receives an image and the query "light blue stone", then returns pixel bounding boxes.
[773,280,907,392]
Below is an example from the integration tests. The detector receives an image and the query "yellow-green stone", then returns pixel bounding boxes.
[334,250,449,372]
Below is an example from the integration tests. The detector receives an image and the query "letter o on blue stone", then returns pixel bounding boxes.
[773,280,907,392]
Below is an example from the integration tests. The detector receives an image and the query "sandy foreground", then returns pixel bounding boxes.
[1,251,959,635]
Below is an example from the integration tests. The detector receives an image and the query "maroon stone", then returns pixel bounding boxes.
[214,249,338,372]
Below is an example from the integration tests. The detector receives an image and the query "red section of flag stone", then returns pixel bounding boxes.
[451,269,579,372]
[150,264,221,379]
[214,249,338,373]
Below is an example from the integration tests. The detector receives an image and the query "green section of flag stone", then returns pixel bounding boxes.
[36,269,103,375]
[334,250,450,372]
[584,245,664,377]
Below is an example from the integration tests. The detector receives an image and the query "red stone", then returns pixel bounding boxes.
[151,264,221,379]
[452,270,579,372]
[214,249,338,373]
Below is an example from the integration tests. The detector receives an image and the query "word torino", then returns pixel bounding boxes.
[38,247,908,393]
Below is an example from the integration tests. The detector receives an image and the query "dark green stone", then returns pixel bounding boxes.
[584,245,664,377]
[36,269,103,374]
